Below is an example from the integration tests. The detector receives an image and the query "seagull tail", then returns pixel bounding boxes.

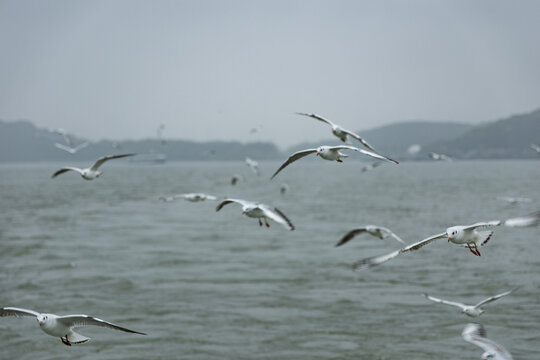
[67,331,90,345]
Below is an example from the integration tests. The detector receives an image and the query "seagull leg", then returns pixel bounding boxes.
[264,219,270,228]
[258,219,263,227]
[61,336,71,346]
[473,243,481,256]
[337,159,343,163]
[467,244,481,256]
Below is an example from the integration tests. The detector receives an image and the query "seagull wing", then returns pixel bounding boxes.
[271,148,317,179]
[54,142,76,154]
[474,289,516,308]
[295,112,335,127]
[422,294,468,310]
[51,167,84,178]
[378,227,406,244]
[0,307,40,318]
[335,228,368,247]
[73,141,89,152]
[90,153,136,171]
[462,324,513,360]
[204,195,219,201]
[463,211,540,231]
[259,205,295,231]
[352,232,447,270]
[216,198,253,212]
[339,128,377,152]
[57,315,146,335]
[328,145,399,164]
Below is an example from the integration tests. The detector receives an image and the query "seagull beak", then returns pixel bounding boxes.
[242,210,246,214]
[448,237,451,242]
[316,152,320,156]
[39,321,44,325]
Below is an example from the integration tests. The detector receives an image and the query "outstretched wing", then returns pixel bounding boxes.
[73,142,89,152]
[90,154,136,171]
[474,288,517,309]
[259,205,295,231]
[51,167,84,178]
[352,232,447,270]
[335,228,368,247]
[422,294,467,310]
[462,324,513,360]
[271,149,317,179]
[0,307,40,318]
[464,211,540,231]
[378,227,406,244]
[339,128,376,152]
[216,198,252,212]
[295,112,335,127]
[54,142,76,154]
[328,145,398,164]
[57,315,146,335]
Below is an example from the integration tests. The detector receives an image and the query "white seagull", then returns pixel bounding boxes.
[335,225,405,247]
[245,157,260,175]
[54,141,89,155]
[271,145,398,179]
[53,128,73,147]
[0,307,146,346]
[51,154,136,180]
[216,198,294,230]
[530,143,540,154]
[352,211,540,269]
[159,193,218,202]
[422,288,517,317]
[462,323,513,360]
[296,112,376,151]
[496,196,532,205]
[428,152,452,161]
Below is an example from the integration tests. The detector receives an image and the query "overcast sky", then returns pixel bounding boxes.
[1,0,539,148]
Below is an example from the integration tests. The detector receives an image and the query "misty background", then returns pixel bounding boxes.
[1,0,540,150]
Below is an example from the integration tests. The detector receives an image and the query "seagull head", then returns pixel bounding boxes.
[446,226,462,242]
[37,314,49,326]
[316,146,328,156]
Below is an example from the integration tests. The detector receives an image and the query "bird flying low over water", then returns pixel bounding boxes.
[159,193,218,202]
[216,198,294,230]
[428,152,452,161]
[335,225,405,246]
[51,154,136,180]
[352,211,540,270]
[462,323,513,360]
[0,307,146,346]
[271,145,398,179]
[245,157,260,175]
[422,288,517,317]
[54,141,89,155]
[295,112,376,151]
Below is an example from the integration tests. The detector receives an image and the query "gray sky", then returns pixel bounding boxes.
[1,0,539,148]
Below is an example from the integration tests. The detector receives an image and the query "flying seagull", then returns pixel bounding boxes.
[352,211,540,269]
[422,288,517,317]
[496,196,532,205]
[51,154,136,180]
[462,323,513,360]
[296,112,376,151]
[271,145,398,179]
[159,193,218,202]
[216,198,294,230]
[0,307,145,346]
[530,143,540,154]
[231,174,244,185]
[53,128,73,147]
[245,157,260,175]
[335,225,405,247]
[54,141,89,155]
[428,152,452,161]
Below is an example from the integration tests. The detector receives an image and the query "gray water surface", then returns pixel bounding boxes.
[1,160,539,359]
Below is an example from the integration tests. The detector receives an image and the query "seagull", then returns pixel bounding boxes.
[296,112,376,151]
[352,211,540,269]
[245,157,260,175]
[280,183,289,195]
[422,288,517,317]
[496,196,532,205]
[54,141,89,155]
[159,193,218,202]
[231,174,244,185]
[53,128,73,147]
[51,154,136,180]
[216,198,294,230]
[462,323,513,360]
[428,152,452,161]
[530,144,540,154]
[335,225,405,247]
[0,307,146,346]
[271,145,398,179]
[361,162,382,172]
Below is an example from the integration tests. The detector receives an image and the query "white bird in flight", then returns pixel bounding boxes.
[216,198,294,230]
[0,307,146,346]
[422,288,517,317]
[245,157,260,175]
[159,193,218,202]
[51,154,136,180]
[428,152,452,161]
[462,323,513,360]
[271,145,398,179]
[352,211,540,269]
[296,112,376,151]
[53,128,73,147]
[530,143,540,153]
[496,196,532,205]
[54,141,89,155]
[335,225,405,247]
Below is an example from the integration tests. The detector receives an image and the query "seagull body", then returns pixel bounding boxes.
[353,212,540,269]
[462,323,513,360]
[0,307,145,346]
[271,145,398,179]
[530,143,540,153]
[245,157,260,175]
[51,154,135,180]
[54,141,89,155]
[423,289,516,317]
[335,225,405,247]
[296,112,376,151]
[496,196,532,204]
[160,193,218,202]
[428,152,452,161]
[216,198,294,230]
[54,128,73,147]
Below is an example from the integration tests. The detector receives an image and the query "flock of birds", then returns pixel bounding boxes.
[2,113,539,358]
